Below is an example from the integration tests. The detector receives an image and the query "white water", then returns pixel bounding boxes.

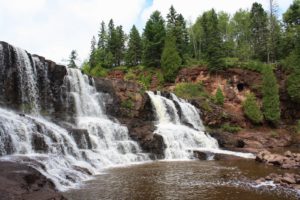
[0,45,149,191]
[14,48,40,115]
[147,91,254,160]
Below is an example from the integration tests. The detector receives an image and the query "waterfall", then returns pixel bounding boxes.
[14,48,40,114]
[0,44,149,191]
[147,91,254,160]
[64,68,149,167]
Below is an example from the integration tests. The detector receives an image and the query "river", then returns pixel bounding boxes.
[64,159,299,200]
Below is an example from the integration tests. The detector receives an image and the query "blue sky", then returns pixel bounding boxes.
[0,0,294,64]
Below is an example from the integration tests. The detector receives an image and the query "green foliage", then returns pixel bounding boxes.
[202,9,225,71]
[90,65,108,77]
[242,93,263,124]
[142,11,166,68]
[174,82,208,99]
[287,68,300,103]
[262,65,281,125]
[250,2,268,62]
[240,60,265,73]
[161,34,182,82]
[68,50,78,68]
[126,25,142,66]
[221,123,242,133]
[296,119,300,134]
[215,87,224,105]
[121,99,134,109]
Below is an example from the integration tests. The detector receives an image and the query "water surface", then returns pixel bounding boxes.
[65,160,299,200]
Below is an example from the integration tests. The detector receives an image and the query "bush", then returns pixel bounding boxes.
[221,123,242,133]
[242,93,263,124]
[262,65,281,125]
[174,82,208,99]
[287,68,300,103]
[90,65,108,77]
[215,87,224,105]
[121,99,134,109]
[223,57,240,68]
[240,60,264,73]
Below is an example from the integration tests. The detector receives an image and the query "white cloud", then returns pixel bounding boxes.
[0,0,294,64]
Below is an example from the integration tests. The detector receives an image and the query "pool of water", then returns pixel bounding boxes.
[64,160,299,200]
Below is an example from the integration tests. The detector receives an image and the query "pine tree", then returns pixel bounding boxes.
[166,6,189,63]
[89,36,97,68]
[126,25,142,66]
[243,93,263,124]
[68,50,78,68]
[98,21,107,50]
[142,11,166,68]
[201,9,224,71]
[250,3,269,62]
[262,65,281,125]
[161,33,182,82]
[115,25,126,66]
[107,19,118,67]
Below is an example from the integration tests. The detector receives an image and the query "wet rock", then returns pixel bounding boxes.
[69,129,92,149]
[31,133,48,153]
[193,151,208,160]
[0,161,67,200]
[256,150,300,169]
[257,173,300,191]
[141,134,166,159]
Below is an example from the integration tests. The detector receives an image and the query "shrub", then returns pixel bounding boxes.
[215,87,224,105]
[90,65,108,77]
[287,68,300,104]
[242,93,263,124]
[221,123,242,133]
[262,65,281,125]
[174,82,208,99]
[121,99,134,109]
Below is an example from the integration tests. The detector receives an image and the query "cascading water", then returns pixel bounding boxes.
[63,68,149,167]
[147,91,254,160]
[0,44,149,191]
[15,48,40,114]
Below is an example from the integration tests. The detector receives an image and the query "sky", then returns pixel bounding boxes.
[0,0,294,64]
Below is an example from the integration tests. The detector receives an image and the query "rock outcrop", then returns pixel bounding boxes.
[0,161,67,200]
[256,150,300,169]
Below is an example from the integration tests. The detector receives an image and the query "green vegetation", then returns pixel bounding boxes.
[68,50,78,68]
[121,98,134,109]
[174,82,208,99]
[161,34,181,82]
[242,93,263,124]
[262,65,281,125]
[221,123,242,133]
[215,87,224,106]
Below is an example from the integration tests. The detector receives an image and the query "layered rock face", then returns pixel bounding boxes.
[0,41,67,119]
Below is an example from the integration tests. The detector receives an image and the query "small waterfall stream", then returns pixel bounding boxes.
[147,91,254,160]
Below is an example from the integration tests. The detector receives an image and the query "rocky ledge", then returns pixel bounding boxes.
[256,150,300,169]
[256,173,300,191]
[0,161,66,200]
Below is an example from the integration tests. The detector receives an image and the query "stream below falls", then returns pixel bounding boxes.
[64,160,300,200]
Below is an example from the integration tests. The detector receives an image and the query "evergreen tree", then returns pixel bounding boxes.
[98,21,107,50]
[250,3,269,62]
[142,11,166,68]
[89,36,97,68]
[243,93,263,124]
[201,9,224,71]
[115,25,126,66]
[68,50,78,68]
[107,19,118,67]
[161,33,182,82]
[262,65,281,125]
[126,25,142,66]
[166,6,189,63]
